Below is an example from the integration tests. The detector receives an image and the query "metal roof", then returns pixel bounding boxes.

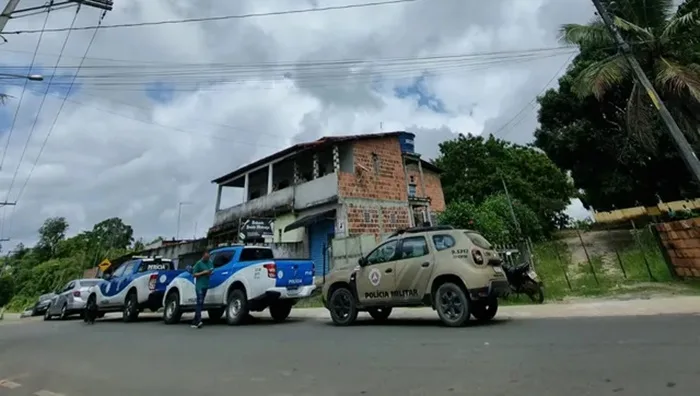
[211,131,406,185]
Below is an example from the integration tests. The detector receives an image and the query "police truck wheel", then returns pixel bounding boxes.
[367,307,392,322]
[470,297,498,321]
[123,291,140,323]
[207,308,224,322]
[435,282,470,327]
[226,289,249,326]
[328,287,358,326]
[269,301,292,322]
[163,291,182,325]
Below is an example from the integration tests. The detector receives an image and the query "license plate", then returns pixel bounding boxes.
[493,266,504,273]
[286,287,300,295]
[527,270,539,280]
[286,285,300,291]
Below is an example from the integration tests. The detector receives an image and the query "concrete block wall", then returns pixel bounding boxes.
[405,163,446,213]
[655,218,700,278]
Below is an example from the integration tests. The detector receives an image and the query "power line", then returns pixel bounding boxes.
[8,10,107,235]
[1,8,81,208]
[0,6,52,171]
[1,0,425,35]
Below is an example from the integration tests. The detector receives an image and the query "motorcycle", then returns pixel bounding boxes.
[500,250,544,304]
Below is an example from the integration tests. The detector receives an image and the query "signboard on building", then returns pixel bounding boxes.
[239,218,274,242]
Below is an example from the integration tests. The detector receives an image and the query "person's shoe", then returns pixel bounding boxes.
[196,321,203,329]
[190,323,198,328]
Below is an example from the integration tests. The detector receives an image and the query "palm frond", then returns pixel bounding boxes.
[558,21,615,48]
[613,16,655,40]
[607,0,673,30]
[625,82,658,148]
[661,9,700,40]
[654,57,700,103]
[572,53,631,99]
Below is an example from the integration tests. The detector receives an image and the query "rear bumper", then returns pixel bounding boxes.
[469,280,510,300]
[265,285,316,300]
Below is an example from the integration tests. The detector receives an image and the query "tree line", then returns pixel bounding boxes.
[436,0,700,241]
[0,217,149,310]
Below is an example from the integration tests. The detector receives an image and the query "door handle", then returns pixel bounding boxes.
[421,262,430,267]
[222,272,229,275]
[385,268,393,273]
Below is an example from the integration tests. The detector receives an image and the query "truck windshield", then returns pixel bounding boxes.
[239,248,274,262]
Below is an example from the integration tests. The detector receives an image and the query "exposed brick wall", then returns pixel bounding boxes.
[406,164,446,213]
[338,137,408,201]
[345,203,411,236]
[655,218,700,278]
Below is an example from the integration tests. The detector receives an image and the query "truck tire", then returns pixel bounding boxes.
[123,291,140,323]
[470,297,498,321]
[225,288,249,326]
[207,308,224,322]
[328,287,358,326]
[368,307,392,322]
[269,301,293,322]
[163,291,182,325]
[435,282,470,327]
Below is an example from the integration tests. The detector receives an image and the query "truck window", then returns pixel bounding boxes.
[239,248,274,262]
[432,234,456,251]
[465,231,493,250]
[211,252,234,268]
[138,260,174,272]
[398,237,429,259]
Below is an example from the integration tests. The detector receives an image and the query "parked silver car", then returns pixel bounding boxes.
[44,279,103,320]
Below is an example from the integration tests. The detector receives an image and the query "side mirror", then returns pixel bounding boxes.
[358,257,368,267]
[185,265,193,273]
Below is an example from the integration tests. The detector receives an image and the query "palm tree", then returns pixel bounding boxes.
[560,0,700,145]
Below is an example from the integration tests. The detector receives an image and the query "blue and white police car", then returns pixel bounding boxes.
[162,245,316,325]
[87,256,185,322]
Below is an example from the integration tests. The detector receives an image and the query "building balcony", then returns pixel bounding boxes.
[213,172,339,227]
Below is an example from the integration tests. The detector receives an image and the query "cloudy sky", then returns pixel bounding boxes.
[0,0,596,247]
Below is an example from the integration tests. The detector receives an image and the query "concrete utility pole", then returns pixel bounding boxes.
[590,0,700,184]
[0,0,21,32]
[500,173,522,236]
[0,0,113,31]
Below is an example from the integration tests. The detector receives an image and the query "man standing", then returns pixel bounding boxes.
[191,251,213,328]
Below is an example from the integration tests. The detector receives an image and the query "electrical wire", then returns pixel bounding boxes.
[1,0,426,35]
[493,52,577,140]
[6,10,108,238]
[0,6,53,172]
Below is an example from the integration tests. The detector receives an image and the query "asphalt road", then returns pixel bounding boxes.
[1,313,699,396]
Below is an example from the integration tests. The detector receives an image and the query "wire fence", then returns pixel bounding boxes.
[494,221,681,301]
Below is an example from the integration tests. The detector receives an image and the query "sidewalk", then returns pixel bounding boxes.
[3,296,700,324]
[289,296,700,321]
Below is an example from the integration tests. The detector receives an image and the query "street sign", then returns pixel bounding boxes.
[239,218,274,242]
[98,259,112,271]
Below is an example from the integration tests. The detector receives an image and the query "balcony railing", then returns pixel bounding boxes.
[213,172,338,227]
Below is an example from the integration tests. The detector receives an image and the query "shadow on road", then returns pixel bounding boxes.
[324,317,512,328]
[98,314,305,326]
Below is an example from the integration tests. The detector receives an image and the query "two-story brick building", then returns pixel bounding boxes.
[207,131,445,274]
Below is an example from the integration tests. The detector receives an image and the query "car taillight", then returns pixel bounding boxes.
[263,262,276,278]
[472,249,484,265]
[72,291,81,297]
[148,273,158,290]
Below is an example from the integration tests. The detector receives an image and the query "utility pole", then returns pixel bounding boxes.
[591,0,700,184]
[0,0,113,32]
[0,0,21,32]
[500,173,522,236]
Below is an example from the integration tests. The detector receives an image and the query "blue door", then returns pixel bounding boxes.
[308,219,335,276]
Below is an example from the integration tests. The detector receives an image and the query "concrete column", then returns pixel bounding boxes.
[312,154,320,179]
[267,163,274,194]
[417,160,432,225]
[243,173,249,202]
[293,161,301,184]
[215,185,223,212]
[332,145,340,172]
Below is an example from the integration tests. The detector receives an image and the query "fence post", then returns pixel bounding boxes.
[552,241,572,291]
[576,228,599,286]
[631,220,655,281]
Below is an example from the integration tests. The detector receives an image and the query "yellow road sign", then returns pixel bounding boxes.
[98,259,112,271]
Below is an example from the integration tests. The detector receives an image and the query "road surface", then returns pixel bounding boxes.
[1,313,699,395]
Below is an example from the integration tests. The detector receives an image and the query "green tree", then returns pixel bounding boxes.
[435,134,575,232]
[438,201,510,243]
[90,217,134,251]
[36,217,69,259]
[560,0,700,145]
[0,275,14,307]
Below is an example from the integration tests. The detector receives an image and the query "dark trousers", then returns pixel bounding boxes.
[193,288,208,324]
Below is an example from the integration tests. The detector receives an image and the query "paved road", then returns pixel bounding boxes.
[1,313,699,396]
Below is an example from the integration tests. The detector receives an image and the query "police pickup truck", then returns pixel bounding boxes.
[86,256,184,322]
[163,245,316,325]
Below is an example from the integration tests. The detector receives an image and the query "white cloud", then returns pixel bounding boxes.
[0,0,596,246]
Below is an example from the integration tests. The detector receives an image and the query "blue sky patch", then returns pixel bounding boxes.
[144,82,176,104]
[393,74,446,113]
